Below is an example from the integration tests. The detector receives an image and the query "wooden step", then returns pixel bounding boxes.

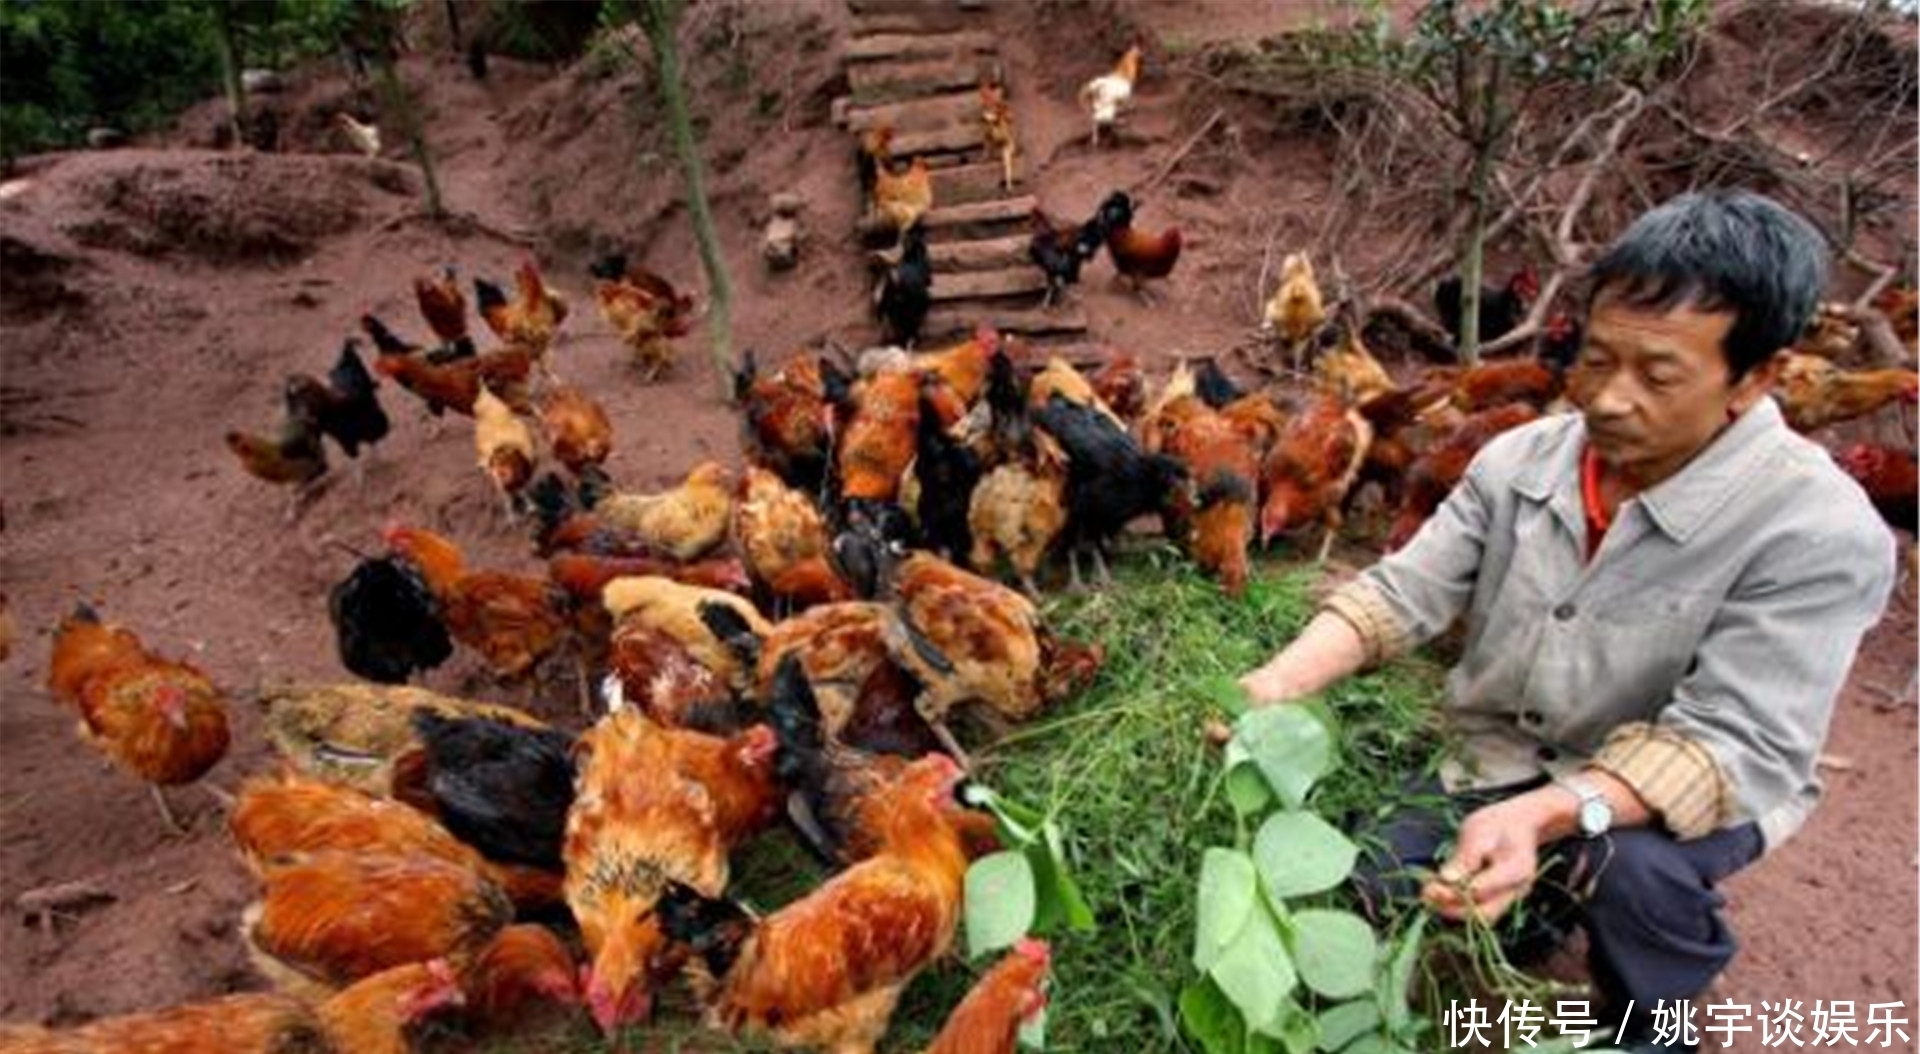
[842,90,981,134]
[847,57,994,103]
[848,0,960,13]
[924,303,1089,340]
[850,9,968,36]
[931,160,1019,203]
[922,195,1038,235]
[843,30,996,64]
[887,123,986,158]
[929,233,1031,272]
[929,268,1049,302]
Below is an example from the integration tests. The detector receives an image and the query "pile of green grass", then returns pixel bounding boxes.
[499,552,1450,1054]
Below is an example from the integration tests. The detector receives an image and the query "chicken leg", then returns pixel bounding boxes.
[151,785,185,834]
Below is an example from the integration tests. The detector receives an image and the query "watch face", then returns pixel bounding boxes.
[1579,799,1612,836]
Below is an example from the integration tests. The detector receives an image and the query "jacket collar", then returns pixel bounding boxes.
[1512,399,1788,545]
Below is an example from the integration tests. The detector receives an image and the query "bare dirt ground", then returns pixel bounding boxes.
[0,0,1912,1041]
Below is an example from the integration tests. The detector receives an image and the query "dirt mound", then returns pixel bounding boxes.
[60,151,408,265]
[0,236,88,327]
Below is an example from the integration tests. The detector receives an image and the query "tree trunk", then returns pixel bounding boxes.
[1458,143,1491,366]
[212,4,248,149]
[640,0,735,398]
[443,0,465,49]
[373,53,445,218]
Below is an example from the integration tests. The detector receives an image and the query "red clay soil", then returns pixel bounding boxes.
[0,0,1912,1042]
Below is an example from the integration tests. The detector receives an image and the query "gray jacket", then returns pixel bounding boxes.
[1323,398,1896,850]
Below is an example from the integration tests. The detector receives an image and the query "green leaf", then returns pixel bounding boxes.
[1289,909,1380,1000]
[1202,672,1254,717]
[1179,979,1246,1054]
[1223,741,1276,817]
[965,851,1037,958]
[961,783,1044,846]
[1233,706,1333,809]
[1208,903,1296,1031]
[1316,999,1383,1052]
[1027,823,1096,934]
[1253,811,1360,899]
[1339,1035,1413,1054]
[1257,997,1322,1054]
[1380,913,1429,1032]
[1194,848,1259,972]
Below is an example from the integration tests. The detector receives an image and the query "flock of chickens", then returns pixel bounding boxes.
[16,36,1920,1054]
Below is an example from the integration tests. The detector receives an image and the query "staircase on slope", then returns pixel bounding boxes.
[837,0,1088,345]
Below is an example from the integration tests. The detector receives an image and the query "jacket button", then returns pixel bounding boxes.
[1552,602,1577,621]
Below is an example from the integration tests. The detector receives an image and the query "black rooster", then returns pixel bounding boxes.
[875,222,933,347]
[327,556,453,684]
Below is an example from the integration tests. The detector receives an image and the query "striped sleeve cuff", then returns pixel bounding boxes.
[1319,579,1414,668]
[1590,722,1733,840]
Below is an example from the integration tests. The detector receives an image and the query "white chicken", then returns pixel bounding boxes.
[1078,45,1143,148]
[335,112,381,159]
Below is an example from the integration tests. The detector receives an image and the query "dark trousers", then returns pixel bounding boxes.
[1353,777,1765,1038]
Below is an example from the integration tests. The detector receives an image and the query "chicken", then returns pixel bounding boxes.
[244,849,512,997]
[1027,208,1102,308]
[873,155,935,236]
[875,222,934,348]
[536,385,613,491]
[336,111,381,157]
[1425,355,1564,414]
[476,260,570,369]
[736,351,853,495]
[368,327,534,418]
[1089,352,1148,424]
[284,338,391,471]
[1078,44,1142,148]
[46,604,231,831]
[969,353,1071,594]
[1157,398,1273,595]
[882,552,1102,758]
[550,552,750,609]
[653,753,983,1054]
[754,603,941,760]
[605,620,742,731]
[923,939,1052,1054]
[589,254,695,381]
[313,961,468,1054]
[226,395,328,521]
[461,923,582,1031]
[1352,381,1455,516]
[474,384,536,519]
[735,466,853,612]
[603,575,774,694]
[0,962,465,1054]
[230,768,562,909]
[594,460,736,561]
[1263,252,1328,356]
[1770,353,1920,434]
[856,125,895,201]
[564,710,782,1034]
[1793,302,1861,360]
[907,326,1001,407]
[1871,285,1918,349]
[1434,267,1538,348]
[1028,356,1123,430]
[1314,323,1396,405]
[1094,191,1181,300]
[257,682,547,795]
[1835,442,1917,534]
[1193,357,1247,410]
[1385,403,1539,551]
[415,267,469,345]
[1259,395,1375,562]
[390,709,577,873]
[838,369,929,505]
[1032,392,1187,588]
[979,80,1017,192]
[384,525,573,685]
[906,389,985,564]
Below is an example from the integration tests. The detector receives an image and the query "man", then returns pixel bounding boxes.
[1239,190,1896,1053]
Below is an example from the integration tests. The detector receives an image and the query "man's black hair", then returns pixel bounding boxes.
[1585,189,1828,380]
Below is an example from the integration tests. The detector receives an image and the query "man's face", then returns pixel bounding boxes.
[1564,292,1782,487]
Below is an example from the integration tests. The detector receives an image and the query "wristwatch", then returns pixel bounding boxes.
[1558,774,1614,838]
